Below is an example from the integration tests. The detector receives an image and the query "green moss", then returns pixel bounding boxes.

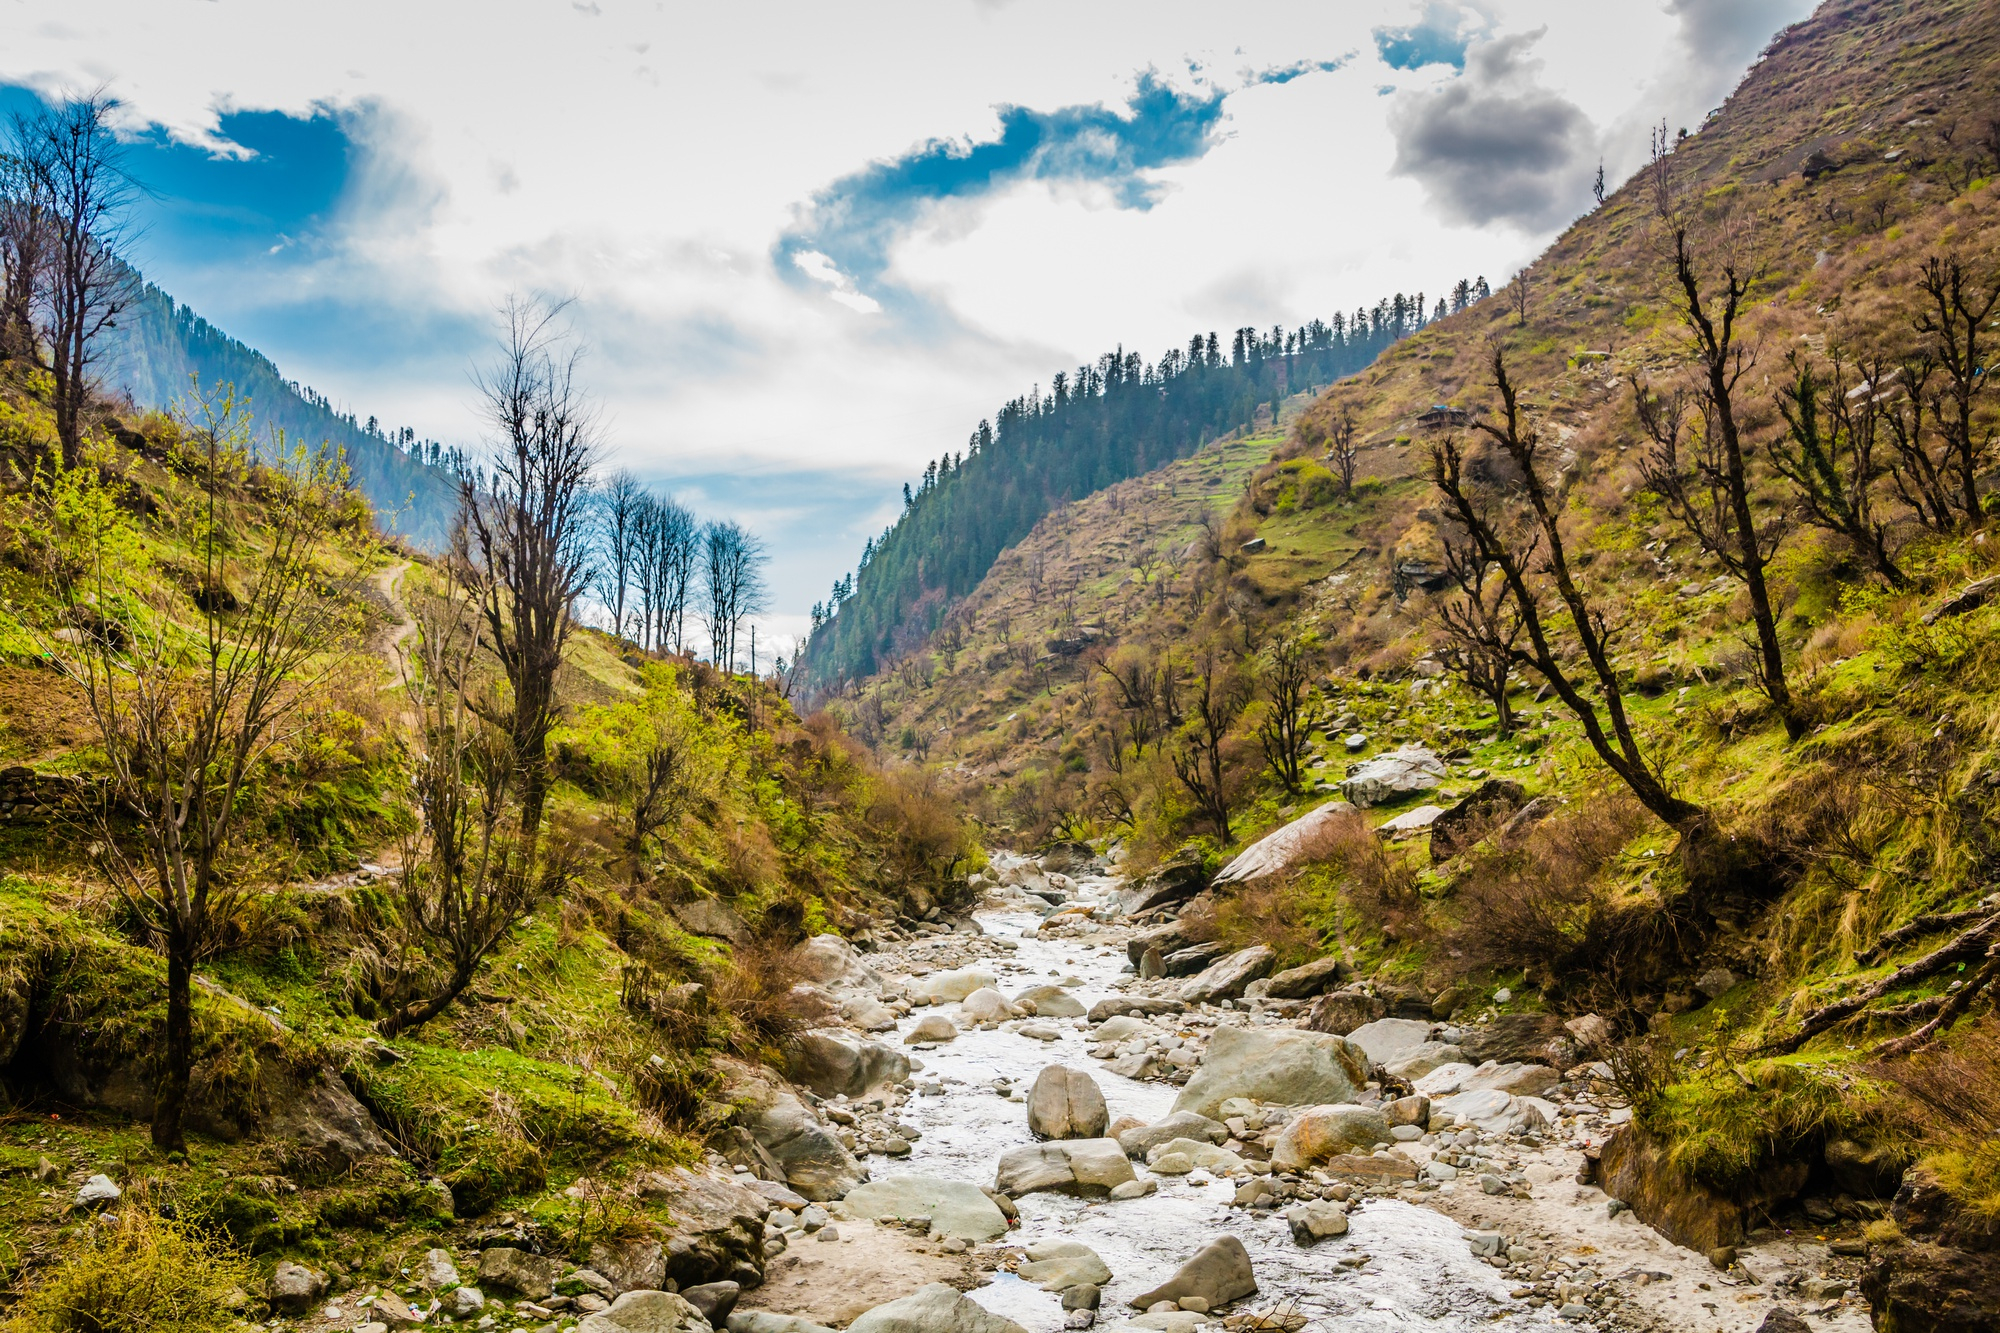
[1636,1056,1881,1193]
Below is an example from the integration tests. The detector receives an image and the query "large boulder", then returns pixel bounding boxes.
[1263,956,1348,1000]
[1381,1042,1465,1080]
[729,1316,838,1333]
[1017,1241,1111,1292]
[785,1032,909,1100]
[1128,1237,1257,1310]
[1341,1018,1434,1067]
[1028,1065,1110,1140]
[1126,922,1191,968]
[589,1239,670,1295]
[793,936,878,989]
[1122,850,1211,915]
[910,969,999,1004]
[1171,1026,1370,1120]
[673,900,752,947]
[905,1013,959,1044]
[959,988,1016,1024]
[479,1248,564,1300]
[1116,1112,1228,1158]
[1302,988,1387,1035]
[841,1175,1008,1242]
[840,997,899,1033]
[630,1167,773,1288]
[1179,946,1276,1004]
[1014,985,1086,1018]
[1428,780,1526,857]
[1864,1166,2000,1333]
[1212,803,1357,885]
[1268,1106,1393,1172]
[1597,1126,1764,1253]
[1458,1013,1566,1064]
[996,1139,1136,1197]
[847,1285,1029,1333]
[711,1059,866,1201]
[1340,745,1446,808]
[1089,998,1184,1023]
[269,1262,328,1314]
[576,1290,715,1333]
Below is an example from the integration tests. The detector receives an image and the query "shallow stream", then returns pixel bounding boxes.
[865,883,1564,1333]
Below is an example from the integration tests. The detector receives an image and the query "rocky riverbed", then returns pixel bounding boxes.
[731,850,1876,1333]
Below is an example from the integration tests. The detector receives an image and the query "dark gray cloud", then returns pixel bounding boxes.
[1387,28,1594,229]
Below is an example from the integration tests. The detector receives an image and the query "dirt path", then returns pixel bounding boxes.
[370,560,416,688]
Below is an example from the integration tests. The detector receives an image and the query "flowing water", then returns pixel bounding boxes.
[863,882,1565,1333]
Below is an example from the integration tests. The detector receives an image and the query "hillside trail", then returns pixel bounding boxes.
[749,856,1872,1333]
[370,560,418,718]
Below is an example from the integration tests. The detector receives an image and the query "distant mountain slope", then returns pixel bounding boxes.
[98,278,459,549]
[803,293,1481,685]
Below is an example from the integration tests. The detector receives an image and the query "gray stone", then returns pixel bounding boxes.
[746,1180,810,1211]
[996,1139,1136,1197]
[1172,1026,1371,1120]
[905,1014,959,1044]
[1694,967,1739,999]
[371,1294,424,1328]
[793,935,879,989]
[731,1311,822,1333]
[673,900,752,946]
[1088,998,1184,1023]
[1383,1095,1429,1130]
[561,1271,618,1300]
[679,1284,741,1324]
[842,997,899,1032]
[576,1290,715,1333]
[1117,1112,1228,1158]
[1179,947,1276,1004]
[1284,1203,1349,1244]
[418,1248,461,1290]
[840,1176,1008,1242]
[588,1240,668,1295]
[1128,1237,1257,1311]
[480,1248,565,1300]
[1019,1241,1112,1291]
[1015,986,1088,1018]
[269,1262,328,1314]
[909,968,998,1004]
[1340,745,1446,808]
[1263,956,1348,1000]
[450,1287,487,1319]
[1211,804,1358,885]
[847,1284,1029,1333]
[1341,1018,1434,1066]
[1062,1285,1102,1312]
[1029,1065,1110,1140]
[1381,1042,1465,1079]
[73,1174,121,1210]
[623,1167,770,1288]
[1376,805,1444,836]
[1302,989,1386,1035]
[786,1032,910,1100]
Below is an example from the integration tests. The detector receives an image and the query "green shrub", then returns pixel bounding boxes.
[5,1210,250,1333]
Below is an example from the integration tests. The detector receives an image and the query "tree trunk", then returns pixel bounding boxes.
[153,945,193,1153]
[378,964,476,1038]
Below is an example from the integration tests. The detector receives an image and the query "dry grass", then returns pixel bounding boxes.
[1870,1018,2000,1217]
[3,1209,251,1333]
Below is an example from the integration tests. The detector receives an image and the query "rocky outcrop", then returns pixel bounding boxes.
[1863,1166,2000,1333]
[1172,1026,1370,1120]
[1302,988,1386,1035]
[710,1059,866,1201]
[792,936,880,990]
[1268,1105,1393,1172]
[1263,956,1348,1000]
[1027,1065,1109,1140]
[1340,745,1445,808]
[1595,1125,1808,1254]
[841,1175,1008,1242]
[1122,850,1209,915]
[577,1290,715,1333]
[785,1032,909,1100]
[1211,803,1356,885]
[631,1168,772,1288]
[1179,946,1275,1004]
[1427,780,1526,857]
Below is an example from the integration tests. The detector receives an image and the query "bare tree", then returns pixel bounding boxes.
[1770,349,1904,585]
[1432,534,1525,737]
[1255,635,1315,795]
[1431,350,1709,843]
[381,580,572,1036]
[634,492,697,653]
[1914,254,2000,522]
[1644,126,1799,739]
[460,297,598,839]
[1171,650,1246,840]
[11,92,132,467]
[35,385,364,1151]
[1326,407,1359,495]
[597,469,647,643]
[702,519,768,670]
[1508,271,1530,327]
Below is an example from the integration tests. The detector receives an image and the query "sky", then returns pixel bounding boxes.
[0,0,1816,652]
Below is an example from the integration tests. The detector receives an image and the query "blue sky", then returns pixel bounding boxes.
[1,0,1813,648]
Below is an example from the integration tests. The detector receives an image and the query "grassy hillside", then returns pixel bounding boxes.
[0,367,970,1311]
[825,0,2000,1261]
